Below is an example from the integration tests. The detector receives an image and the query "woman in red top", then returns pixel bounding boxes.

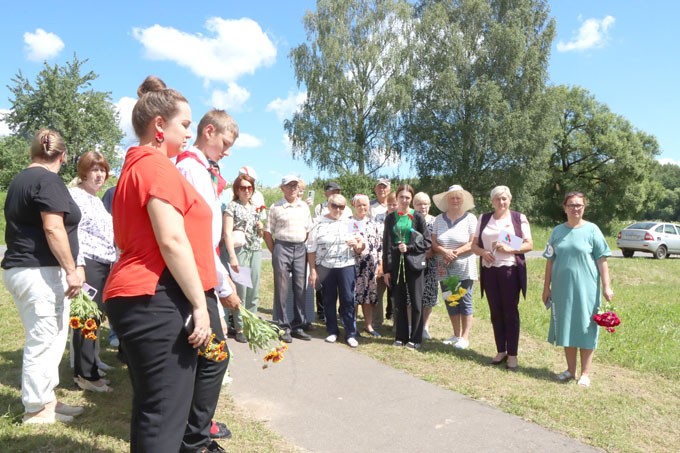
[103,76,216,452]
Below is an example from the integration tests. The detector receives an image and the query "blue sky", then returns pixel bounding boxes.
[1,0,678,187]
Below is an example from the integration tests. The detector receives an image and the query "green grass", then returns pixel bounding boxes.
[1,246,679,451]
[351,257,680,452]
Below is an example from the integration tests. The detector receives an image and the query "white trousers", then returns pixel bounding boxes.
[3,266,70,413]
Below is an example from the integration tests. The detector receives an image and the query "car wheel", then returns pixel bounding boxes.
[622,249,634,258]
[655,245,668,260]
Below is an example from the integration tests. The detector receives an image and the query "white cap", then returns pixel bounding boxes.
[281,174,301,186]
[239,166,258,180]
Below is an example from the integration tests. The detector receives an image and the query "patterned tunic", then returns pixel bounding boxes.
[352,218,382,305]
[225,200,262,251]
[422,214,438,307]
[68,187,116,264]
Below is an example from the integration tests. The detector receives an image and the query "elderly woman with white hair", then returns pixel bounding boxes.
[308,194,366,347]
[471,185,533,371]
[431,185,478,350]
[413,192,438,340]
[350,194,383,337]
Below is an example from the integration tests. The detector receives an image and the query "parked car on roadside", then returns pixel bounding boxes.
[617,221,680,259]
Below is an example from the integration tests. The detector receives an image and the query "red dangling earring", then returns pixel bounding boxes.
[155,131,165,144]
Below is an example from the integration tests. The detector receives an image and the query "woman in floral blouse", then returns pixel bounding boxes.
[69,151,116,393]
[223,172,263,343]
[350,194,382,337]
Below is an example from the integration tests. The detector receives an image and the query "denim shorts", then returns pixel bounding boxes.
[441,279,474,316]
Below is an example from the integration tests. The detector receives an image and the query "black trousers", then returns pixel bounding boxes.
[181,293,229,452]
[106,269,199,453]
[72,258,110,381]
[392,267,424,344]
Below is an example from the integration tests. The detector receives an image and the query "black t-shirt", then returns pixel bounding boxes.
[1,167,81,269]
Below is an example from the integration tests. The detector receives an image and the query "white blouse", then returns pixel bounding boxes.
[69,187,116,264]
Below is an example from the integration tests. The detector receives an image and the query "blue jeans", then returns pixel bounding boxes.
[321,266,357,340]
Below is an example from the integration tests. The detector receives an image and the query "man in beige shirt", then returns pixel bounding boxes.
[264,175,313,342]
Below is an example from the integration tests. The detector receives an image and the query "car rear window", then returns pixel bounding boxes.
[626,222,657,230]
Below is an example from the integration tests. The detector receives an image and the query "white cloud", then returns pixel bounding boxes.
[658,157,680,167]
[282,133,293,155]
[557,16,615,52]
[266,91,307,121]
[234,132,262,149]
[0,109,10,136]
[132,17,276,84]
[23,28,64,61]
[115,96,137,147]
[210,83,251,112]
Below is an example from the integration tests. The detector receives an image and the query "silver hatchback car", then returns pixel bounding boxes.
[617,222,680,259]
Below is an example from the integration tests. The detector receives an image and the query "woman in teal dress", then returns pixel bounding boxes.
[542,192,613,387]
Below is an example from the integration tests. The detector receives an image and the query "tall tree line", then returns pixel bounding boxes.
[286,0,664,227]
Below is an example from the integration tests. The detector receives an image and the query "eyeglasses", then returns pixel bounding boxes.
[566,204,584,209]
[239,186,253,192]
[330,203,346,210]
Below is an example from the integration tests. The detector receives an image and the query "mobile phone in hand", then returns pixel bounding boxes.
[308,190,315,201]
[545,295,552,310]
[184,314,194,334]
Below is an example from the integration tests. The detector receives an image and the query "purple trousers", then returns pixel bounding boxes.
[482,265,521,356]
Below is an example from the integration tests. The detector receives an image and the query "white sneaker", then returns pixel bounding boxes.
[422,328,431,340]
[443,335,459,345]
[96,360,114,371]
[577,375,591,387]
[347,337,359,348]
[325,334,338,343]
[454,338,470,349]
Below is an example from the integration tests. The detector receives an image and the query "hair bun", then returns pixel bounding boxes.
[137,75,168,98]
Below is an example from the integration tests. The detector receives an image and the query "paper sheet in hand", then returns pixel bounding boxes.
[228,265,253,288]
[498,229,522,251]
[348,220,365,234]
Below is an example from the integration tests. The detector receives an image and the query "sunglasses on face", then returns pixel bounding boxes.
[330,203,346,210]
[239,185,253,192]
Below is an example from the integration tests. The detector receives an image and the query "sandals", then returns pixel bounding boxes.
[556,370,575,382]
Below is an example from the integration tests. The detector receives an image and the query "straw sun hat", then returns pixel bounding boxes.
[432,185,475,213]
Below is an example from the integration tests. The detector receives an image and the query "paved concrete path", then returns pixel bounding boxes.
[228,339,597,453]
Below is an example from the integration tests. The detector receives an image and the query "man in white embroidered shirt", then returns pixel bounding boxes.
[264,175,313,343]
[176,109,240,453]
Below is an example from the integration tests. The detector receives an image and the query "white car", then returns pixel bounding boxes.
[616,222,680,259]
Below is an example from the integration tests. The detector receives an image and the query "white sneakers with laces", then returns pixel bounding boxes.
[442,335,459,345]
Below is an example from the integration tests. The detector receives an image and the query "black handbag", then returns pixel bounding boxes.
[404,229,427,271]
